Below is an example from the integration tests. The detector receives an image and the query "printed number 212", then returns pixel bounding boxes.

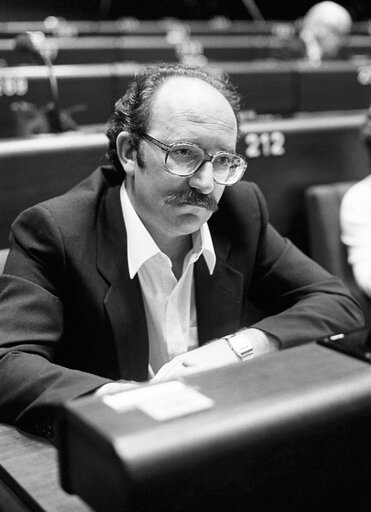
[244,131,285,158]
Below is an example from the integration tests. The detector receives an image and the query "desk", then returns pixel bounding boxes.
[0,130,108,248]
[0,423,92,512]
[237,110,370,252]
[3,60,371,139]
[0,19,292,38]
[0,62,294,138]
[60,340,371,512]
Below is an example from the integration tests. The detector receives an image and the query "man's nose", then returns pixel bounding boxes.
[188,161,215,195]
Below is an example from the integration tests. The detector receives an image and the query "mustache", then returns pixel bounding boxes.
[164,189,219,212]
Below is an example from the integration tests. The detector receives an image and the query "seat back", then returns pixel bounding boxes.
[0,248,9,274]
[305,181,371,324]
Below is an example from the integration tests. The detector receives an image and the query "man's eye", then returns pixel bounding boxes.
[176,149,191,156]
[215,156,231,167]
[172,147,197,159]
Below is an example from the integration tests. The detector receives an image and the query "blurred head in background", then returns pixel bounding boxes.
[300,1,352,62]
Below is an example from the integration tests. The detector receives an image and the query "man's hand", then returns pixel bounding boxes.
[152,338,239,383]
[95,380,139,397]
[152,328,280,383]
[96,329,281,390]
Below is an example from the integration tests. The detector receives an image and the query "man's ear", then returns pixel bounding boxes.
[116,131,136,176]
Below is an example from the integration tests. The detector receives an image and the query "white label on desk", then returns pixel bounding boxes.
[102,381,214,421]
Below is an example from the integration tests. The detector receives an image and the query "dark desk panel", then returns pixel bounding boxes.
[237,111,370,252]
[2,33,371,67]
[0,62,293,138]
[59,340,371,512]
[0,35,292,67]
[0,63,141,138]
[4,60,371,140]
[0,19,293,38]
[197,35,283,61]
[0,131,108,248]
[0,36,178,66]
[0,423,92,511]
[295,61,371,112]
[216,61,294,115]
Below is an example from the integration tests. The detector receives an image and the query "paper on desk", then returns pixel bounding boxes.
[102,381,214,421]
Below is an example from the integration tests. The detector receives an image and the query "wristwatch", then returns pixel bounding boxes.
[224,331,253,361]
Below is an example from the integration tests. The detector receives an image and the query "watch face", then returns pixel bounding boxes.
[229,333,253,361]
[232,334,248,350]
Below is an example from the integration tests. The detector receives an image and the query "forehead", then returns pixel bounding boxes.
[149,76,237,137]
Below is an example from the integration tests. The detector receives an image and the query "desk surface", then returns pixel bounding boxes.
[0,424,92,512]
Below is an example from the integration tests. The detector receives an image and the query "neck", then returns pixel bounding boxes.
[154,231,193,279]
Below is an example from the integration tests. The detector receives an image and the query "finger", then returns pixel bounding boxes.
[152,359,192,382]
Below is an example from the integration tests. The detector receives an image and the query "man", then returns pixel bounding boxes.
[340,107,371,300]
[275,1,352,65]
[0,63,363,441]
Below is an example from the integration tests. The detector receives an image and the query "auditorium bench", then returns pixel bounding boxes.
[236,111,370,252]
[2,61,371,138]
[0,131,108,248]
[0,19,294,39]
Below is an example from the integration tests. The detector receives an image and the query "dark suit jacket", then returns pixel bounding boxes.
[0,166,363,439]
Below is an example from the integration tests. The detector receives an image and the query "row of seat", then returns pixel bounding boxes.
[2,34,371,66]
[1,61,371,138]
[0,18,370,38]
[0,19,293,38]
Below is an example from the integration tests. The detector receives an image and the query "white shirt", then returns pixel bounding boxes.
[120,184,216,375]
[340,175,371,298]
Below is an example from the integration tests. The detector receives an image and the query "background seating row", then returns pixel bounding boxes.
[1,61,371,138]
[2,34,371,66]
[0,18,370,38]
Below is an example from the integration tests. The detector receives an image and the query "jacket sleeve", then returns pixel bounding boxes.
[0,205,112,442]
[247,184,365,348]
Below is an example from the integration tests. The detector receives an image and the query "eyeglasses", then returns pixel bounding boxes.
[141,133,247,186]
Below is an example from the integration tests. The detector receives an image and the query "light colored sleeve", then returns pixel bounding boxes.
[340,176,371,298]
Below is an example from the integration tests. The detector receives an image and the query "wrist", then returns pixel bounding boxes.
[223,331,254,362]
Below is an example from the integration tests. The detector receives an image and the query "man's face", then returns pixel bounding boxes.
[124,76,238,243]
[315,22,348,57]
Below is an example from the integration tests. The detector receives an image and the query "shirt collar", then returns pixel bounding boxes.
[120,183,216,279]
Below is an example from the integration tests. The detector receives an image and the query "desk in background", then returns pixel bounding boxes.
[0,19,293,39]
[0,61,294,138]
[0,423,92,511]
[2,61,371,139]
[236,110,370,252]
[0,35,281,66]
[0,131,108,248]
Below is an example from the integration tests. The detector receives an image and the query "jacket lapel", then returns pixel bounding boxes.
[195,232,245,344]
[97,183,149,381]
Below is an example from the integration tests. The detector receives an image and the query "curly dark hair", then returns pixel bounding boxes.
[105,63,242,175]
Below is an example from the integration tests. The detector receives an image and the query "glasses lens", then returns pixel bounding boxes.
[167,143,204,175]
[212,153,246,185]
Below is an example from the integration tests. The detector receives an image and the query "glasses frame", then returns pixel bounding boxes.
[140,133,247,186]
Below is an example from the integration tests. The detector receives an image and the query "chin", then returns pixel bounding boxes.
[175,211,211,233]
